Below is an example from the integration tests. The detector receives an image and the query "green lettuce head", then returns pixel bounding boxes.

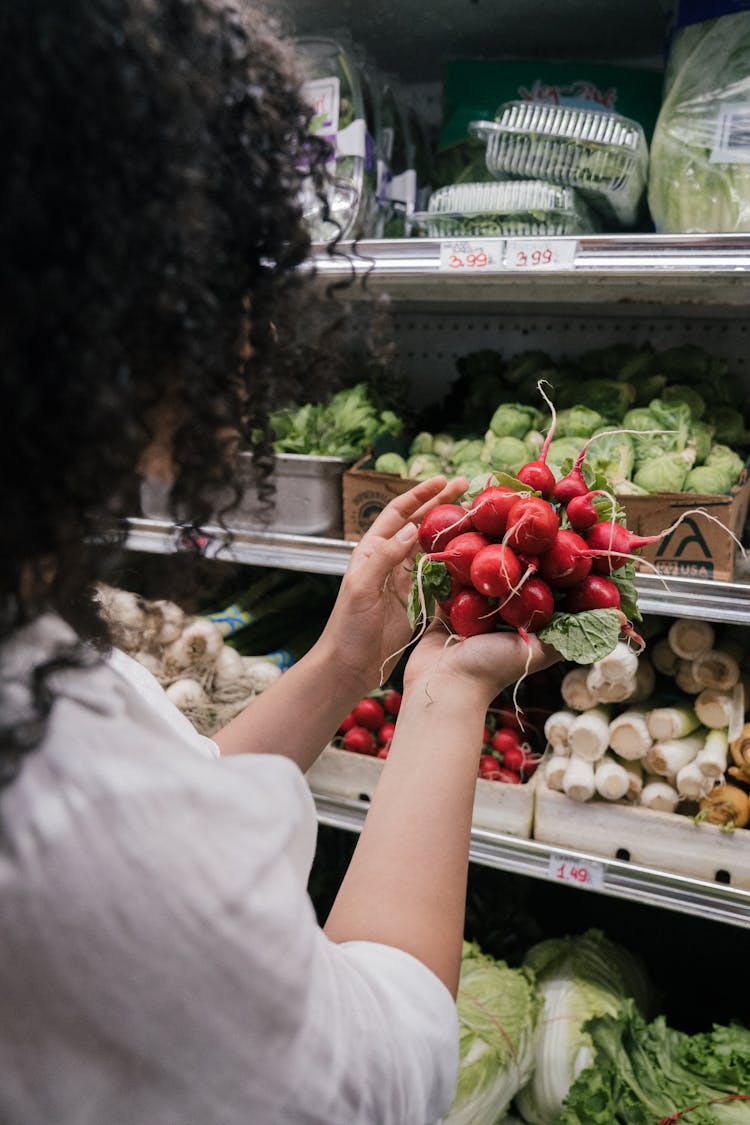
[488,403,542,440]
[442,942,540,1125]
[481,433,529,474]
[633,448,695,493]
[555,406,605,438]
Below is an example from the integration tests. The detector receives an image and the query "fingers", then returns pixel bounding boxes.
[361,475,469,542]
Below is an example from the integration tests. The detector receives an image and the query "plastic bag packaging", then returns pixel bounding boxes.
[648,6,750,233]
[296,35,377,241]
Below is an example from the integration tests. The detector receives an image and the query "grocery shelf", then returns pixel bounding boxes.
[311,234,750,309]
[125,519,750,622]
[313,792,750,930]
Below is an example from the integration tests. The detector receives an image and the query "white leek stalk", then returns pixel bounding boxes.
[622,758,644,800]
[645,731,705,778]
[629,658,655,703]
[640,776,680,813]
[545,755,569,791]
[676,760,715,800]
[691,649,741,692]
[586,665,637,704]
[668,618,715,661]
[544,710,577,749]
[562,756,596,802]
[608,708,652,760]
[695,729,729,779]
[646,704,700,742]
[560,666,597,712]
[594,642,640,685]
[594,754,630,801]
[674,659,703,695]
[568,706,611,762]
[694,688,734,730]
[650,638,679,677]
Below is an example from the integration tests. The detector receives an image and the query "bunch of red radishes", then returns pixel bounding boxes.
[413,423,653,654]
[337,689,402,760]
[478,709,543,783]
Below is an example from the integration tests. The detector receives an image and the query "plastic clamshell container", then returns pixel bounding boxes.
[140,452,350,536]
[413,179,599,238]
[306,745,536,837]
[296,36,376,241]
[534,774,750,889]
[470,101,649,229]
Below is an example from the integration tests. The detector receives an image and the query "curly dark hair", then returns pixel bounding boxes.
[0,0,341,782]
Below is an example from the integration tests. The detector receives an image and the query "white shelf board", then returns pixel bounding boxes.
[313,792,750,930]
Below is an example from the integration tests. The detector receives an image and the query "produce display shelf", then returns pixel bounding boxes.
[313,792,750,930]
[310,234,750,308]
[125,519,750,623]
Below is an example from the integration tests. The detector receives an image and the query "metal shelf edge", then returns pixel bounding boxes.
[312,793,750,929]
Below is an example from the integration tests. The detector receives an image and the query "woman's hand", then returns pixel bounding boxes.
[403,618,560,711]
[314,476,469,697]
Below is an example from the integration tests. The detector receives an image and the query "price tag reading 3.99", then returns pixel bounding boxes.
[438,239,505,272]
[547,853,604,891]
[506,238,577,271]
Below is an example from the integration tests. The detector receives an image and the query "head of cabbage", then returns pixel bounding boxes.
[440,941,540,1125]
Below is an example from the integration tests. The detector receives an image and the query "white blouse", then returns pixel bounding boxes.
[0,616,458,1125]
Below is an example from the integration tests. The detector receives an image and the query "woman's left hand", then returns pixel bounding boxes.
[316,475,469,697]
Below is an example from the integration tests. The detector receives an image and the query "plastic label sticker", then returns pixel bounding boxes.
[336,119,367,160]
[439,239,506,271]
[548,852,605,890]
[711,106,750,164]
[505,238,578,270]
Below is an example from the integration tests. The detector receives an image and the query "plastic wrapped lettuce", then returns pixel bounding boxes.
[439,942,540,1125]
[648,10,750,233]
[514,930,651,1125]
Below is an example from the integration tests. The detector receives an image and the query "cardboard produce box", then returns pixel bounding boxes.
[344,459,750,580]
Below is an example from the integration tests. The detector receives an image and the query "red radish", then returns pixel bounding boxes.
[564,574,621,613]
[517,459,555,498]
[584,521,660,574]
[538,529,592,588]
[495,768,522,784]
[418,503,473,552]
[429,531,491,585]
[338,710,357,734]
[352,698,386,731]
[566,490,609,532]
[383,690,402,716]
[437,581,466,614]
[469,486,521,538]
[479,753,499,773]
[378,721,397,744]
[482,725,492,744]
[491,728,522,755]
[505,497,559,555]
[449,588,499,637]
[469,543,523,599]
[493,705,526,734]
[501,744,527,771]
[343,727,376,755]
[498,576,555,633]
[377,746,390,759]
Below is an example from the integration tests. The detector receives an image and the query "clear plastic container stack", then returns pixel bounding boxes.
[413,179,600,238]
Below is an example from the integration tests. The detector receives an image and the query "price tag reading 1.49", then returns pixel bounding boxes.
[505,238,577,271]
[438,239,505,272]
[547,853,605,891]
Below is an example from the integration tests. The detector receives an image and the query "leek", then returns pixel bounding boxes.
[667,618,714,660]
[694,688,734,730]
[696,728,729,779]
[544,709,577,750]
[646,704,700,742]
[640,776,680,813]
[595,754,630,801]
[560,667,597,712]
[691,648,740,691]
[608,708,652,761]
[562,755,596,802]
[645,731,705,778]
[568,706,611,762]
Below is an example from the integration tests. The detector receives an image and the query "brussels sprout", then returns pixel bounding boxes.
[409,431,434,455]
[709,406,747,448]
[555,406,605,438]
[683,466,737,495]
[481,434,529,474]
[488,403,542,440]
[687,420,712,465]
[406,453,443,479]
[633,449,695,493]
[663,383,706,420]
[432,433,455,460]
[374,452,409,477]
[576,378,636,419]
[455,460,492,482]
[449,439,484,466]
[524,429,545,457]
[587,429,635,486]
[545,437,584,478]
[705,443,745,481]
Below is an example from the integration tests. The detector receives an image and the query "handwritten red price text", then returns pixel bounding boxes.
[556,862,591,884]
[514,246,554,268]
[448,251,489,270]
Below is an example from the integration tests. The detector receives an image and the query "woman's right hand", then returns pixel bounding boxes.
[403,618,559,710]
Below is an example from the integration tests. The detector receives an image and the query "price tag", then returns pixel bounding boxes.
[505,239,577,271]
[439,239,506,272]
[548,852,604,890]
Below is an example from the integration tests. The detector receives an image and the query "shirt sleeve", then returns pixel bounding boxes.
[6,753,458,1125]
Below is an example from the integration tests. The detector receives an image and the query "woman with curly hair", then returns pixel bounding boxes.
[0,1,554,1121]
